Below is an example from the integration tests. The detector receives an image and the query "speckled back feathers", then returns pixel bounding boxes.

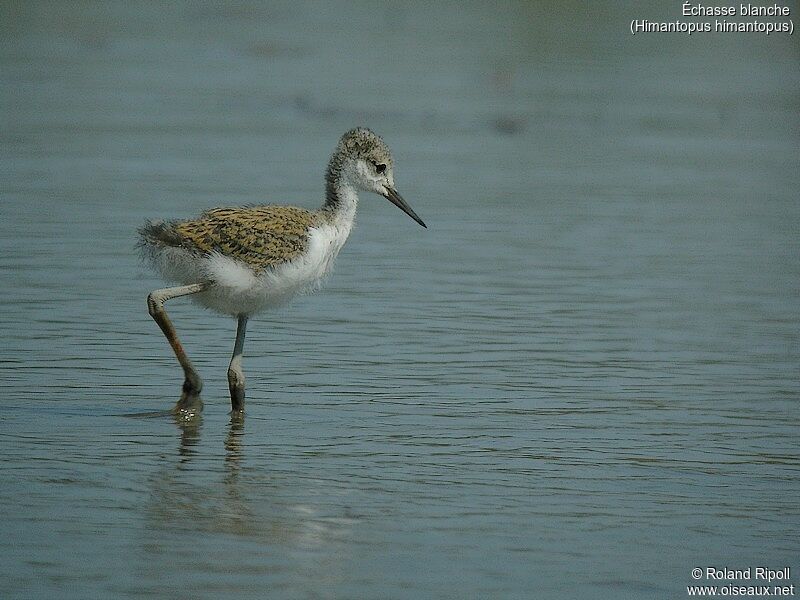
[139,205,322,271]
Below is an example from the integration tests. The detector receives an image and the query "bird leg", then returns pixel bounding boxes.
[147,282,209,412]
[228,314,248,414]
[228,315,247,413]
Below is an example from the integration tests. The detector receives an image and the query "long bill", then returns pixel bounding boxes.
[382,186,427,228]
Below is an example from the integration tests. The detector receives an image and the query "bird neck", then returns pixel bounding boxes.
[322,159,358,225]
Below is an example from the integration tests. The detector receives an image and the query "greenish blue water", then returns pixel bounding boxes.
[1,2,798,598]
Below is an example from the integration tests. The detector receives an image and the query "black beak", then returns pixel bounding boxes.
[382,186,427,228]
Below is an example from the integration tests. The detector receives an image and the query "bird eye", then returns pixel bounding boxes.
[374,163,386,174]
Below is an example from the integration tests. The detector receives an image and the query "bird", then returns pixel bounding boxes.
[138,127,426,416]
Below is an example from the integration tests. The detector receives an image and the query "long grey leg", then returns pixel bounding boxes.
[228,314,248,414]
[147,282,209,409]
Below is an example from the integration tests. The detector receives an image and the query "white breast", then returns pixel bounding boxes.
[304,220,353,278]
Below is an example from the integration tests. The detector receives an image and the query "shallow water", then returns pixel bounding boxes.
[1,2,798,598]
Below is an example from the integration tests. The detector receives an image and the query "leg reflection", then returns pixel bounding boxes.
[175,413,202,462]
[225,413,245,470]
[223,416,253,532]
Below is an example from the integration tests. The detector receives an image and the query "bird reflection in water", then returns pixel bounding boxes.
[142,409,356,575]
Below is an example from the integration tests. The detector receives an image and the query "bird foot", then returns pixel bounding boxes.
[229,386,245,414]
[173,393,203,420]
[182,372,203,396]
[228,369,245,413]
[173,373,204,418]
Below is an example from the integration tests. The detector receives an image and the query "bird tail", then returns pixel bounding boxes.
[137,219,183,247]
[136,219,187,264]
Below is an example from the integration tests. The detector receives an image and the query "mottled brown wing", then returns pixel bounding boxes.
[171,205,319,270]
